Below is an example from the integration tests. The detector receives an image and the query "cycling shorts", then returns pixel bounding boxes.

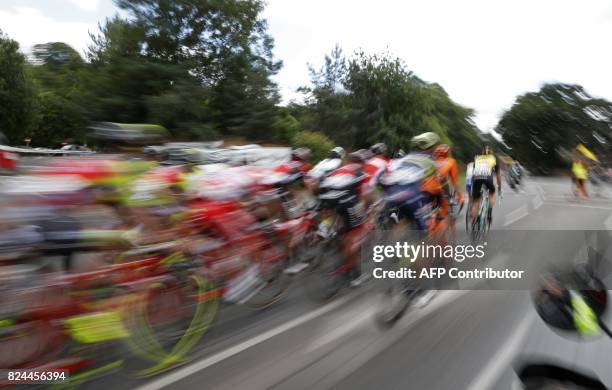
[471,177,495,199]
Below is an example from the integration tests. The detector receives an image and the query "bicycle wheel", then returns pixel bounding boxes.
[470,186,490,242]
[123,272,219,377]
[243,243,292,310]
[375,225,428,327]
[304,239,345,302]
[376,278,411,328]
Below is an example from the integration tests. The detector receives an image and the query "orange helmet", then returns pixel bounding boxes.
[433,144,451,159]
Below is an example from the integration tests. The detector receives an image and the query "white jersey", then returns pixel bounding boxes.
[306,158,342,181]
[465,162,474,183]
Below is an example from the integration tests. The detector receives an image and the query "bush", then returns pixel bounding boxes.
[292,131,334,162]
[272,108,300,143]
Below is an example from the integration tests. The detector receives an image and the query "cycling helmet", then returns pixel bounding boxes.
[349,149,369,163]
[292,147,311,161]
[410,132,440,151]
[433,144,451,159]
[328,146,346,159]
[370,143,387,156]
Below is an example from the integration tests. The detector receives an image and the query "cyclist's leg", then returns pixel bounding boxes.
[486,177,496,224]
[470,179,482,222]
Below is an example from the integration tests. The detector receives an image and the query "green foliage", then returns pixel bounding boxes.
[146,81,217,140]
[291,131,333,162]
[26,41,89,146]
[111,0,282,139]
[497,83,612,174]
[0,30,36,144]
[272,108,300,142]
[297,47,481,161]
[31,91,87,147]
[2,5,488,156]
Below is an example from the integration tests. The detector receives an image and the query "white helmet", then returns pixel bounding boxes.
[328,146,345,159]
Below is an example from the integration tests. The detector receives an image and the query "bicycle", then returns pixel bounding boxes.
[375,198,453,327]
[305,199,380,302]
[469,184,491,242]
[0,251,219,385]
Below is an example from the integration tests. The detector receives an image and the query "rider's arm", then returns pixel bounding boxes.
[495,166,502,192]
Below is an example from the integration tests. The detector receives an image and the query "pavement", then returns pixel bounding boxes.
[88,176,612,390]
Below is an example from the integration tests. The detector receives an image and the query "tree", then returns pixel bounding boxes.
[272,107,301,143]
[146,80,216,140]
[31,91,87,147]
[296,47,481,160]
[27,42,89,146]
[497,83,612,174]
[0,30,36,144]
[86,1,282,140]
[112,0,282,139]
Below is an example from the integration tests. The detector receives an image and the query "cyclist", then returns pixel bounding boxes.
[433,144,464,209]
[382,132,449,231]
[465,161,474,199]
[318,149,370,287]
[506,159,522,190]
[272,148,312,181]
[256,147,312,219]
[305,146,345,192]
[379,132,449,306]
[469,144,502,227]
[362,143,390,206]
[572,158,589,199]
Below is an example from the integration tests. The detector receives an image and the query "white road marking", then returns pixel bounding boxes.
[532,194,543,210]
[504,205,529,226]
[533,181,547,200]
[305,302,378,352]
[134,292,355,390]
[467,311,535,390]
[310,290,469,389]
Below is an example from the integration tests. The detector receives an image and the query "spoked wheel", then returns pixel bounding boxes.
[376,284,410,328]
[304,239,345,302]
[469,188,490,242]
[0,320,67,369]
[470,212,486,243]
[124,273,219,377]
[244,245,293,310]
[375,275,425,328]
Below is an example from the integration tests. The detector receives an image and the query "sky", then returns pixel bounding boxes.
[2,0,612,131]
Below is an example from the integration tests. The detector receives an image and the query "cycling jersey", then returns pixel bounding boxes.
[380,153,447,231]
[472,154,498,179]
[319,163,367,229]
[362,155,389,195]
[435,156,459,195]
[465,162,474,192]
[306,158,343,182]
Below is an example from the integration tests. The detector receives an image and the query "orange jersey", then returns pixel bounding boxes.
[435,157,459,187]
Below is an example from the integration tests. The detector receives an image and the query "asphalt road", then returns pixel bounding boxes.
[91,176,612,390]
